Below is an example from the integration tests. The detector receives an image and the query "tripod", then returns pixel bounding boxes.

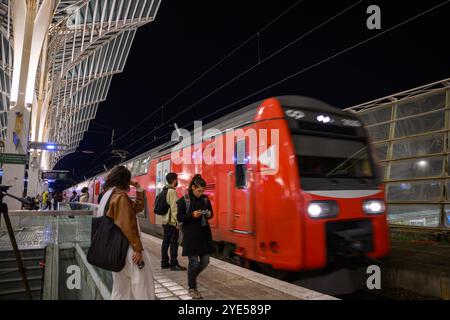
[0,185,33,300]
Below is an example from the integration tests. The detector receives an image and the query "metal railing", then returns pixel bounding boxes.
[0,204,113,300]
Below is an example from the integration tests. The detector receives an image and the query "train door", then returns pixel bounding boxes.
[155,159,171,224]
[228,138,254,234]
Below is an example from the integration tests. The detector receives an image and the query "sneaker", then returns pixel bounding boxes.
[188,288,203,300]
[170,265,187,271]
[161,264,170,270]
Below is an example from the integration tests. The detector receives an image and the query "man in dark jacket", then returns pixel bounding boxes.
[177,174,213,300]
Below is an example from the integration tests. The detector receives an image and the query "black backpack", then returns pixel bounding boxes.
[154,187,170,215]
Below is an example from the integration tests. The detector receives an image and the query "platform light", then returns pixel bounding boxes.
[363,200,385,215]
[417,160,428,168]
[307,201,338,219]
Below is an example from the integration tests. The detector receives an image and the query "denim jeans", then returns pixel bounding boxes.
[188,255,210,289]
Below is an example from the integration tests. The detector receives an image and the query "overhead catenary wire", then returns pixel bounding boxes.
[81,0,450,179]
[80,0,368,177]
[106,0,364,155]
[80,0,305,176]
[121,0,450,163]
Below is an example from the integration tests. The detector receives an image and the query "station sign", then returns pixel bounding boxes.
[0,153,28,165]
[41,170,71,180]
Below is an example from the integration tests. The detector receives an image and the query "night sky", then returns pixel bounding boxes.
[54,0,450,187]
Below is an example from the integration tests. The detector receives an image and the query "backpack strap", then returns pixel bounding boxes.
[165,188,172,224]
[183,193,190,214]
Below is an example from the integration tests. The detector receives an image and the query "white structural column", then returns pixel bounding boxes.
[3,0,54,208]
[0,0,161,202]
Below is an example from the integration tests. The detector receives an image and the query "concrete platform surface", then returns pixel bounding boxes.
[141,234,337,300]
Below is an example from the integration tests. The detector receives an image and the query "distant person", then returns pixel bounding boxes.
[47,192,53,210]
[42,190,50,210]
[69,190,80,212]
[69,191,79,202]
[53,192,63,210]
[160,172,186,271]
[98,165,155,300]
[34,196,41,210]
[177,174,214,300]
[79,187,89,203]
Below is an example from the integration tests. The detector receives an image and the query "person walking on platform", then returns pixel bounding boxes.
[160,172,186,271]
[98,165,155,300]
[177,174,214,300]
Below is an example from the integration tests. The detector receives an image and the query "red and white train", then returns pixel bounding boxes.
[68,96,389,275]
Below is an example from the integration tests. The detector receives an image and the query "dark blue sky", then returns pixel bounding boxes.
[54,0,450,185]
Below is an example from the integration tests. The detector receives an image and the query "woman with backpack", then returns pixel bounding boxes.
[177,174,214,300]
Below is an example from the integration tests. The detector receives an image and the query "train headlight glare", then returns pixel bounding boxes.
[363,200,385,214]
[308,204,322,217]
[307,201,338,219]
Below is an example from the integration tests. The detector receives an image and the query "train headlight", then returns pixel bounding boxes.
[307,201,338,219]
[363,200,385,214]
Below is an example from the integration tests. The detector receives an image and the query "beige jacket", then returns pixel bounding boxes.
[106,188,144,252]
[162,187,178,226]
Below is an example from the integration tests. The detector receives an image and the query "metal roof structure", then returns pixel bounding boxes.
[0,0,161,168]
[344,78,450,113]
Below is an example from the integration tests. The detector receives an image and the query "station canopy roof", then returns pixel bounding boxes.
[0,0,161,167]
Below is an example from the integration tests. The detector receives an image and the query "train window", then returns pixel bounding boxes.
[124,162,133,171]
[235,139,247,188]
[156,159,171,195]
[131,160,140,175]
[139,156,150,175]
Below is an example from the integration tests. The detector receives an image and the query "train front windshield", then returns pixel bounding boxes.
[284,106,380,190]
[292,135,374,179]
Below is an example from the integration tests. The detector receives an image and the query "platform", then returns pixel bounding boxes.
[140,234,336,300]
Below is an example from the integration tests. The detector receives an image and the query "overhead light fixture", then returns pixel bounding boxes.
[29,141,68,152]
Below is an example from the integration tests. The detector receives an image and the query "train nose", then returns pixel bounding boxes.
[327,221,374,260]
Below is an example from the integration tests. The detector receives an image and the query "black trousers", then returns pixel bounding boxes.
[161,224,180,267]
